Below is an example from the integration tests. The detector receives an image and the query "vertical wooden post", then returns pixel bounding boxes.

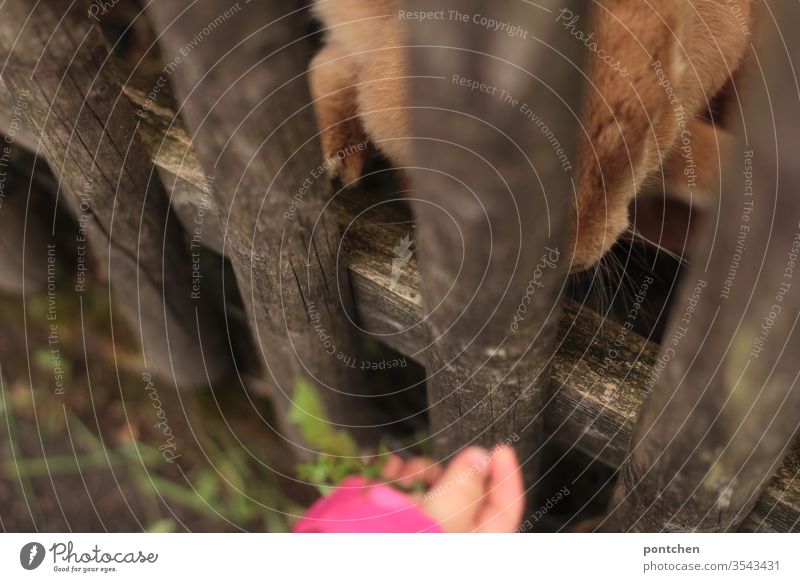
[406,0,587,482]
[608,3,800,531]
[146,1,379,450]
[0,0,233,387]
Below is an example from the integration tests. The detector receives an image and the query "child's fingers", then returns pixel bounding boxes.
[396,457,444,488]
[381,454,405,480]
[432,447,489,495]
[474,445,525,533]
[421,447,490,532]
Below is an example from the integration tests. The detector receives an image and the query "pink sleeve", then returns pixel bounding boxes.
[293,476,444,533]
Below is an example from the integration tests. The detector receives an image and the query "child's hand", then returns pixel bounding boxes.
[381,446,524,532]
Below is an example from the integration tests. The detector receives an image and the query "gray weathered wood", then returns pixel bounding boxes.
[607,2,800,532]
[337,185,799,533]
[0,90,38,152]
[5,16,795,529]
[404,0,587,509]
[116,57,799,531]
[0,0,233,387]
[146,0,382,451]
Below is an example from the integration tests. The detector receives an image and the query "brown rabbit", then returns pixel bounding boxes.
[309,1,754,270]
[567,1,754,270]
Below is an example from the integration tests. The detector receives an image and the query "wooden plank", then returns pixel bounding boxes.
[145,0,383,451]
[607,2,800,532]
[0,0,234,387]
[0,86,38,151]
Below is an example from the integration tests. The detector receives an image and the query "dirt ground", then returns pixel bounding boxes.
[0,271,312,532]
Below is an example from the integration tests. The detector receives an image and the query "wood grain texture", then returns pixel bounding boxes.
[607,2,800,532]
[4,3,794,531]
[0,0,234,387]
[115,21,798,531]
[402,2,587,510]
[125,86,800,528]
[145,0,384,453]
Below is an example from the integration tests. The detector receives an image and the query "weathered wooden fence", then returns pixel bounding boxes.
[0,0,797,531]
[404,0,587,498]
[607,1,800,532]
[0,0,234,387]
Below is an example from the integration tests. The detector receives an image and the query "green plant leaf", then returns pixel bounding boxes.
[289,378,382,491]
[288,377,359,457]
[146,518,177,533]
